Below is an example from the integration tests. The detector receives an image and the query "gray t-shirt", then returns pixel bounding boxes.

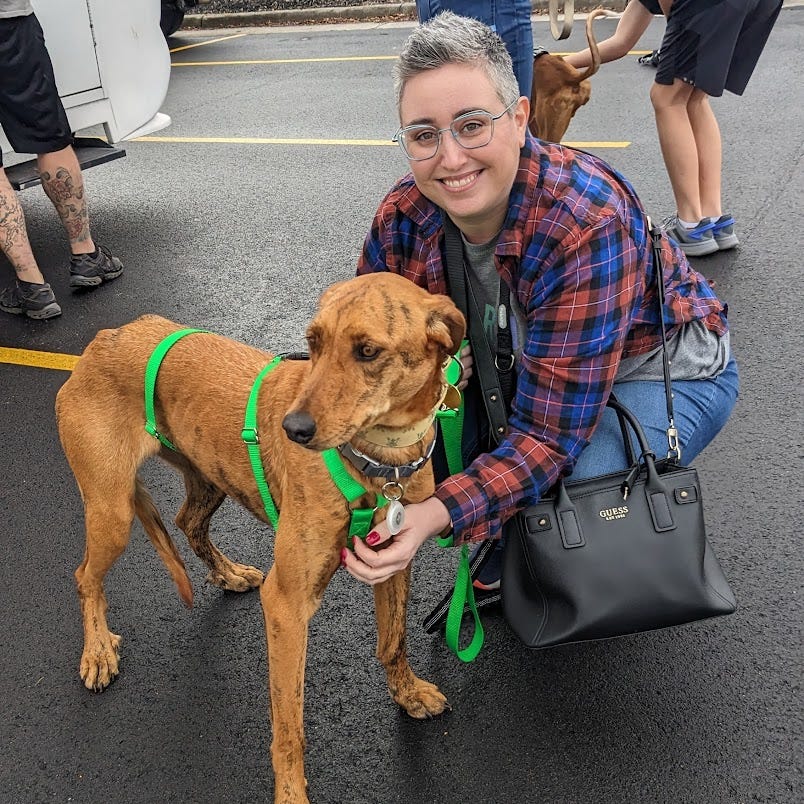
[0,1,34,18]
[461,233,729,383]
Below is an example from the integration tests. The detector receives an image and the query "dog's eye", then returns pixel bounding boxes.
[355,343,380,361]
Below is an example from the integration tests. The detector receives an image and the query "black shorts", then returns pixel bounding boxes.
[0,13,72,167]
[655,0,782,97]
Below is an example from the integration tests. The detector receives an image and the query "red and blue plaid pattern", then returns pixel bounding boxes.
[357,134,727,543]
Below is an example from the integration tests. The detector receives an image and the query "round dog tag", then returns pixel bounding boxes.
[386,500,405,536]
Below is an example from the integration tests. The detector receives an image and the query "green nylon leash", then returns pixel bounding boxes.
[435,342,485,663]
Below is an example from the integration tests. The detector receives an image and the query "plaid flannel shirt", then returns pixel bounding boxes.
[356,134,728,544]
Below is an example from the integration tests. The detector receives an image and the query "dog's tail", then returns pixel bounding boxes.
[572,9,607,82]
[134,476,194,608]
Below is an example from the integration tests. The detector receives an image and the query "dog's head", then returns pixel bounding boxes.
[528,9,605,143]
[529,53,593,142]
[282,273,465,450]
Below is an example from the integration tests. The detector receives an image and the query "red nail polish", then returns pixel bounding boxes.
[366,531,380,546]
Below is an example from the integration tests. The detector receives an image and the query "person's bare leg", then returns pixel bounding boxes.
[0,168,46,284]
[650,78,702,222]
[687,89,722,220]
[565,1,654,69]
[37,146,96,256]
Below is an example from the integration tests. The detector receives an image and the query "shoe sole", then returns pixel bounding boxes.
[69,267,124,288]
[1,302,62,319]
[677,238,719,257]
[715,233,739,250]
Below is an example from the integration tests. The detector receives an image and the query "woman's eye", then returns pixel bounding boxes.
[457,119,486,136]
[413,129,437,143]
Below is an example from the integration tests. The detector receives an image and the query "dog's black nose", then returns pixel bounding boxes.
[282,411,317,445]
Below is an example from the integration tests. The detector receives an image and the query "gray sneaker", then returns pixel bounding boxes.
[69,244,124,288]
[0,281,62,319]
[710,214,739,250]
[663,215,718,257]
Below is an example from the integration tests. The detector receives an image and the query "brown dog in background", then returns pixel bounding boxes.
[56,272,465,804]
[529,9,607,142]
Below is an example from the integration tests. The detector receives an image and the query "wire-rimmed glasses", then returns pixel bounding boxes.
[392,99,518,162]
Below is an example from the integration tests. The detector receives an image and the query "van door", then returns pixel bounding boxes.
[31,0,101,98]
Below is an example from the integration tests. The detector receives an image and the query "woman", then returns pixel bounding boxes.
[342,12,738,590]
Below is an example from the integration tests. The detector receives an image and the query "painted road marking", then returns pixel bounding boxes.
[168,33,248,54]
[172,55,397,66]
[171,50,654,67]
[135,135,630,148]
[0,347,78,372]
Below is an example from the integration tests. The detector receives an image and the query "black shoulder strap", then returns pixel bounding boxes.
[441,213,510,443]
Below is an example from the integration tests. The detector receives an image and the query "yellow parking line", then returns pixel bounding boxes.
[135,135,630,148]
[136,135,396,146]
[168,33,248,54]
[170,50,654,66]
[0,346,78,372]
[172,55,397,66]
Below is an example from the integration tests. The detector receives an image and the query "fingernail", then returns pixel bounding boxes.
[340,548,348,565]
[366,531,380,546]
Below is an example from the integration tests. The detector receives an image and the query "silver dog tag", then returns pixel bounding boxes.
[386,500,405,536]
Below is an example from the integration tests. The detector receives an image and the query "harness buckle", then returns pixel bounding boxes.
[241,427,260,445]
[145,421,160,441]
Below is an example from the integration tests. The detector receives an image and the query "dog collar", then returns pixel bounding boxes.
[533,45,550,60]
[355,378,460,449]
[337,425,439,480]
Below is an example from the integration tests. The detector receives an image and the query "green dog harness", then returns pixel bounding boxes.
[143,329,387,545]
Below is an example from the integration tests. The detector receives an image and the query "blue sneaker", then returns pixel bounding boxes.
[710,214,739,250]
[663,216,718,257]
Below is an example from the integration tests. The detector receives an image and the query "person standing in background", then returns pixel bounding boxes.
[0,0,123,320]
[415,0,534,98]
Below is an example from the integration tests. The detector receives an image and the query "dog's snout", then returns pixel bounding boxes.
[282,411,317,445]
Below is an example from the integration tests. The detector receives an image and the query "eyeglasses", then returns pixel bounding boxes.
[392,99,518,162]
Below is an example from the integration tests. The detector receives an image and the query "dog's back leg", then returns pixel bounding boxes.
[374,569,449,718]
[57,368,165,691]
[172,458,264,592]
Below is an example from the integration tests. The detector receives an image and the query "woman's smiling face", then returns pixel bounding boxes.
[398,63,528,244]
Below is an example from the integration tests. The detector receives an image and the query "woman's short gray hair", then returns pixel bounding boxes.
[393,11,521,111]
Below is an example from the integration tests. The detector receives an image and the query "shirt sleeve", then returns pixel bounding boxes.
[434,213,645,543]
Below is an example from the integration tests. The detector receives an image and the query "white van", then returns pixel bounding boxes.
[1,0,172,189]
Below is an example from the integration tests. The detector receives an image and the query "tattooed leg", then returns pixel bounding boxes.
[0,168,45,283]
[38,146,96,256]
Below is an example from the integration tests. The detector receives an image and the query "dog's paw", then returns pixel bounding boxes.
[392,678,450,719]
[80,632,121,692]
[206,562,264,592]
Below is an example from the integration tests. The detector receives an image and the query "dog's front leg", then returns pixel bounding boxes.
[260,531,338,804]
[374,567,449,718]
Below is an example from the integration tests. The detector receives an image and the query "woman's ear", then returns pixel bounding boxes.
[514,95,530,146]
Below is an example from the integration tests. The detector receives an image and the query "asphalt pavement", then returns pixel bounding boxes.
[0,10,802,804]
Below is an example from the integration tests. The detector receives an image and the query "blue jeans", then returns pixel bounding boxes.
[571,356,740,480]
[415,0,534,98]
[472,357,740,583]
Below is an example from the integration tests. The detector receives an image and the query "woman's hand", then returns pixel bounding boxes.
[341,497,452,586]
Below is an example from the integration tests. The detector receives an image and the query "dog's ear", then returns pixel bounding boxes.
[425,294,466,355]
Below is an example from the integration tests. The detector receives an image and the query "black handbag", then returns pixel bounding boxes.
[502,396,736,648]
[425,213,736,654]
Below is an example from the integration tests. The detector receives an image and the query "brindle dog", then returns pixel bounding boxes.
[56,272,465,804]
